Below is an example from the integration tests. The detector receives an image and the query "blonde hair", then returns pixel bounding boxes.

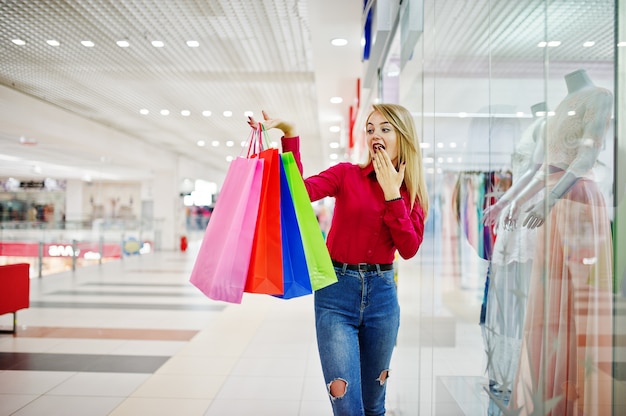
[362,103,429,218]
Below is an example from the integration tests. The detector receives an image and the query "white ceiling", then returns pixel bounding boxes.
[0,0,616,186]
[0,0,362,185]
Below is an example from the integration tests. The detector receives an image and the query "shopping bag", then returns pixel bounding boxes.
[244,148,284,295]
[189,156,264,303]
[275,156,312,299]
[281,152,337,290]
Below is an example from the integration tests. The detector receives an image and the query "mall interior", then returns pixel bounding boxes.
[1,1,625,415]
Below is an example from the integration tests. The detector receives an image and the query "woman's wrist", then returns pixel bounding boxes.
[278,121,296,138]
[385,192,402,202]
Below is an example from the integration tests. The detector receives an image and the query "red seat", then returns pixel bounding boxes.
[0,263,30,334]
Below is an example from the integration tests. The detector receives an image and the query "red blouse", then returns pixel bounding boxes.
[282,136,425,265]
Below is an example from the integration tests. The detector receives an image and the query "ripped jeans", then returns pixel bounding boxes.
[314,265,400,416]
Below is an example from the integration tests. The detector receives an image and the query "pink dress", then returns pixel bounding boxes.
[510,85,614,415]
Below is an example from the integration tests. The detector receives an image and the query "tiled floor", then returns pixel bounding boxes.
[4,230,620,415]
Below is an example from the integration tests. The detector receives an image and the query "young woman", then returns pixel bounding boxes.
[248,103,428,416]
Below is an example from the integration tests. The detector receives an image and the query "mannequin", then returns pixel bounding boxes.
[481,102,546,402]
[507,69,614,415]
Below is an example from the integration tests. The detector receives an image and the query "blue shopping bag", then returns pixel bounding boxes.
[275,156,312,299]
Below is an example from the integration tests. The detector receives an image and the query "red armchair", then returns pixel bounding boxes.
[0,263,30,334]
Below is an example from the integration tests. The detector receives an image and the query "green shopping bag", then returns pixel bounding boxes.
[281,152,337,291]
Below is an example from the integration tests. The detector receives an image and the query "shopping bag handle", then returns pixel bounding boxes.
[243,123,273,157]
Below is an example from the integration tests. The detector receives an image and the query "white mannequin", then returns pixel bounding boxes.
[495,69,612,229]
[482,102,546,229]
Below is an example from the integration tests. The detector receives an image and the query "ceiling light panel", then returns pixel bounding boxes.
[0,0,322,176]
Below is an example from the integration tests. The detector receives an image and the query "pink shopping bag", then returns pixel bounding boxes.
[190,156,264,303]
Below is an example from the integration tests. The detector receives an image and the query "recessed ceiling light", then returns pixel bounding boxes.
[160,109,170,116]
[331,38,348,46]
[547,41,561,47]
[244,111,254,117]
[46,39,60,46]
[223,111,233,117]
[11,39,26,45]
[211,140,220,147]
[329,154,338,160]
[583,41,595,47]
[151,40,164,48]
[197,140,206,147]
[329,126,341,133]
[420,143,430,149]
[186,40,200,47]
[537,41,547,47]
[226,141,234,147]
[618,42,626,47]
[386,63,400,77]
[81,40,95,47]
[329,142,340,149]
[181,110,191,116]
[226,155,234,162]
[330,97,343,104]
[116,40,130,48]
[139,109,149,115]
[202,110,212,117]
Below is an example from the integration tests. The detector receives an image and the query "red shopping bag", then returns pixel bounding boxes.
[189,156,264,303]
[244,135,284,295]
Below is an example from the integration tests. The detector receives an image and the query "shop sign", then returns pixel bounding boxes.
[19,180,45,189]
[0,242,122,258]
[48,244,79,257]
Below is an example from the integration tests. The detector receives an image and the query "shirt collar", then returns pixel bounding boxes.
[362,162,375,177]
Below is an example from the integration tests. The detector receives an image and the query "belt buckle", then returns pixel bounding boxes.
[357,263,368,271]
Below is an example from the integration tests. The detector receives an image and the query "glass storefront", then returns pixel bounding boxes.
[362,0,623,414]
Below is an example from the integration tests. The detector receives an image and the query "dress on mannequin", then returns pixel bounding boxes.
[482,102,546,399]
[508,69,614,415]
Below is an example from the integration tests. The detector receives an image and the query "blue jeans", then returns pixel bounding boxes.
[314,265,400,416]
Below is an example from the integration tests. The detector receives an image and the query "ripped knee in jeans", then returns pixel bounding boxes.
[377,369,390,385]
[327,378,348,399]
[327,370,389,400]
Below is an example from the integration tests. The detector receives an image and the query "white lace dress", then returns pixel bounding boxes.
[484,116,543,394]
